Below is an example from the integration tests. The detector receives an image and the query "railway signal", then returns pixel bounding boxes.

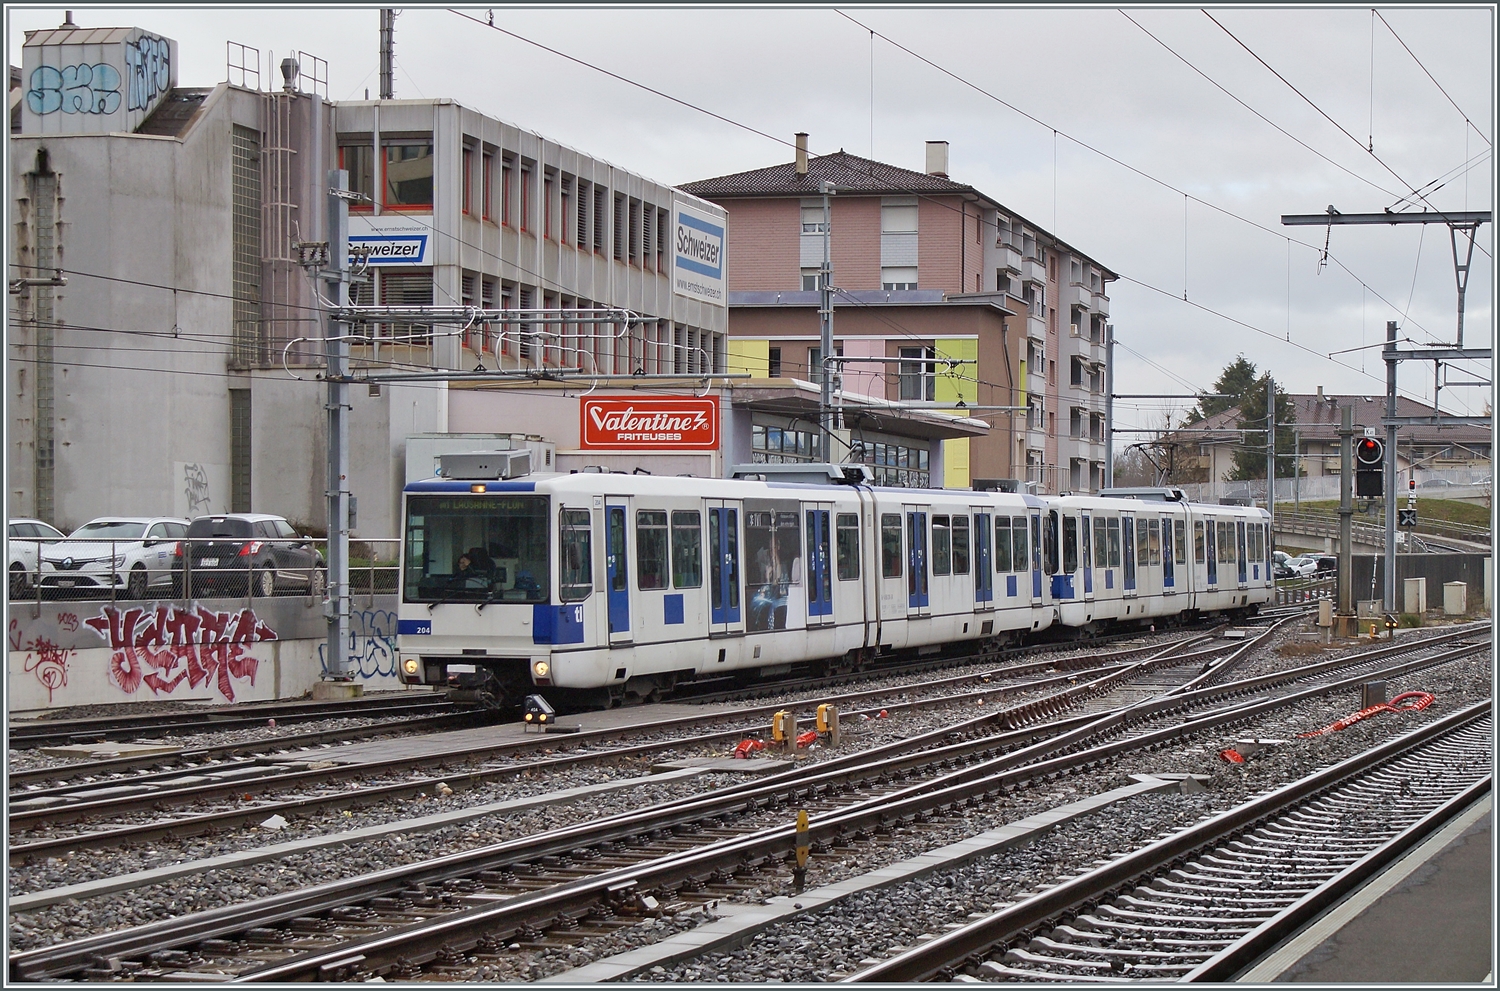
[1355,438,1384,498]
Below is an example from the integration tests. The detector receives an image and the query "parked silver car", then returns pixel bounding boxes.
[8,518,66,597]
[39,517,189,598]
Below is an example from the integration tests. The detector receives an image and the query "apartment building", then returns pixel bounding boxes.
[682,139,1116,492]
[8,18,728,536]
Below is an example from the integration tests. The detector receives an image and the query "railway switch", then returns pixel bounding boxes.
[816,703,841,746]
[794,808,810,893]
[771,710,797,747]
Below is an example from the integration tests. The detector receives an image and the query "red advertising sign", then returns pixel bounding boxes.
[580,396,720,450]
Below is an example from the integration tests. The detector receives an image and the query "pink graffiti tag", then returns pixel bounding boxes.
[22,636,73,704]
[85,603,277,702]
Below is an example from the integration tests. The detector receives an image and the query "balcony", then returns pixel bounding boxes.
[1022,257,1046,285]
[1027,313,1047,341]
[996,242,1022,272]
[1092,291,1109,316]
[1062,282,1091,310]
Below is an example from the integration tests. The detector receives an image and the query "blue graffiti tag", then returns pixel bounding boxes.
[124,34,171,112]
[27,63,122,115]
[317,609,398,679]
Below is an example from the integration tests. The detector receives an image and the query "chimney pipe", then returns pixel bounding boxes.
[1316,385,1324,402]
[925,140,949,178]
[795,132,808,175]
[280,58,300,93]
[379,9,395,100]
[60,10,78,29]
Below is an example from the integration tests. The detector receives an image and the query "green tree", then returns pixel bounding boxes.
[1227,373,1298,482]
[1185,355,1259,423]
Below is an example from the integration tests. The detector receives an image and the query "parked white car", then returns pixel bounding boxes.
[1285,555,1320,578]
[39,517,189,599]
[8,518,66,597]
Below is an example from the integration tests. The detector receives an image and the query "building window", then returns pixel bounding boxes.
[544,172,555,239]
[752,422,822,463]
[519,164,532,231]
[657,207,668,268]
[852,439,930,488]
[462,145,474,215]
[559,176,572,244]
[338,143,375,209]
[481,150,494,220]
[231,125,263,366]
[379,269,435,344]
[613,194,626,260]
[801,204,827,233]
[1070,356,1085,387]
[808,345,842,385]
[899,346,935,401]
[576,180,590,248]
[767,346,782,378]
[594,186,608,253]
[230,389,251,512]
[882,266,917,291]
[628,199,641,264]
[802,268,819,291]
[501,157,513,226]
[384,141,433,208]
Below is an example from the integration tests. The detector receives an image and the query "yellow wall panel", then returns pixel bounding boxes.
[943,437,971,489]
[726,338,770,377]
[934,337,978,405]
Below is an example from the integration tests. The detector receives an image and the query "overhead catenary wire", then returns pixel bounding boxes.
[1373,9,1491,148]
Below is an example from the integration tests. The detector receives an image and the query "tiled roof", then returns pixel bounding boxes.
[1186,393,1491,444]
[679,151,978,198]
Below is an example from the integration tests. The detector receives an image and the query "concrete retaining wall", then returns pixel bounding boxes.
[8,594,404,712]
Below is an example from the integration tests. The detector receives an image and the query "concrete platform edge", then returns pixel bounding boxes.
[540,774,1186,983]
[9,767,707,914]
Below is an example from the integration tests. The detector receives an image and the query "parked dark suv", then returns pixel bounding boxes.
[175,514,326,598]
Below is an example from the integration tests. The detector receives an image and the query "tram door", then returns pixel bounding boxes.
[706,501,743,635]
[804,503,834,627]
[905,506,930,616]
[1236,520,1248,586]
[1030,512,1044,605]
[1205,519,1219,588]
[971,509,993,613]
[1081,513,1094,601]
[1122,514,1137,595]
[1161,514,1176,593]
[605,499,632,644]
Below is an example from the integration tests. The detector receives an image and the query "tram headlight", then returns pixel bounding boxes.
[532,659,550,679]
[402,657,420,676]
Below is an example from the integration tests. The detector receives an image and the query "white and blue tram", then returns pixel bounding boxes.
[396,462,1272,708]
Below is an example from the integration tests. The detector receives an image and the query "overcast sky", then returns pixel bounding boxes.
[10,5,1494,431]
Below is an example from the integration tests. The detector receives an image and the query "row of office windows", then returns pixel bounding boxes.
[339,135,680,270]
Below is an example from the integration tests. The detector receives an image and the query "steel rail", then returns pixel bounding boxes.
[844,699,1492,982]
[9,636,1481,983]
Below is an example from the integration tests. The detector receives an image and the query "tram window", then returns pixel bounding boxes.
[1062,515,1078,574]
[1194,520,1206,564]
[1043,511,1059,576]
[1106,517,1121,568]
[636,511,669,590]
[994,517,1012,572]
[559,508,592,602]
[404,494,549,604]
[1135,518,1149,570]
[607,507,628,593]
[836,513,860,580]
[1013,516,1029,573]
[1094,517,1108,568]
[1175,520,1187,565]
[1218,522,1233,564]
[952,515,970,575]
[1031,515,1042,573]
[881,513,903,578]
[931,516,952,576]
[1147,519,1161,566]
[670,511,702,588]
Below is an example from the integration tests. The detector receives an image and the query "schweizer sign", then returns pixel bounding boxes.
[581,397,719,450]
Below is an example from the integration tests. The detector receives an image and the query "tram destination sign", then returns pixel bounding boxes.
[580,396,719,450]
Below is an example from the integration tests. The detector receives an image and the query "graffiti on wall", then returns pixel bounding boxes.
[11,617,76,704]
[27,63,122,115]
[319,608,397,679]
[183,463,213,517]
[123,34,171,112]
[84,603,277,702]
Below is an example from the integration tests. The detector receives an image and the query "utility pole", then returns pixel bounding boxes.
[1103,324,1114,487]
[1383,320,1398,615]
[1265,376,1275,523]
[1337,406,1354,624]
[323,170,352,681]
[819,181,835,461]
[379,9,395,101]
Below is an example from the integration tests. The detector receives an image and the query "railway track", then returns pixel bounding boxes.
[846,702,1492,982]
[8,625,1486,982]
[7,693,462,748]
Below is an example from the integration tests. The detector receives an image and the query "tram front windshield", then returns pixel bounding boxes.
[404,494,549,603]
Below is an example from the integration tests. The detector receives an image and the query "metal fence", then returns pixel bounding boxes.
[1275,575,1336,606]
[7,537,399,605]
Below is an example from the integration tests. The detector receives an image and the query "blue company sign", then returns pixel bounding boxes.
[350,233,429,266]
[397,618,432,636]
[675,211,723,279]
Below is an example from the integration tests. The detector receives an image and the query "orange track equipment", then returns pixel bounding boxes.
[1297,691,1436,738]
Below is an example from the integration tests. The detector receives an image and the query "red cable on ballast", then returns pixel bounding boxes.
[1297,691,1435,738]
